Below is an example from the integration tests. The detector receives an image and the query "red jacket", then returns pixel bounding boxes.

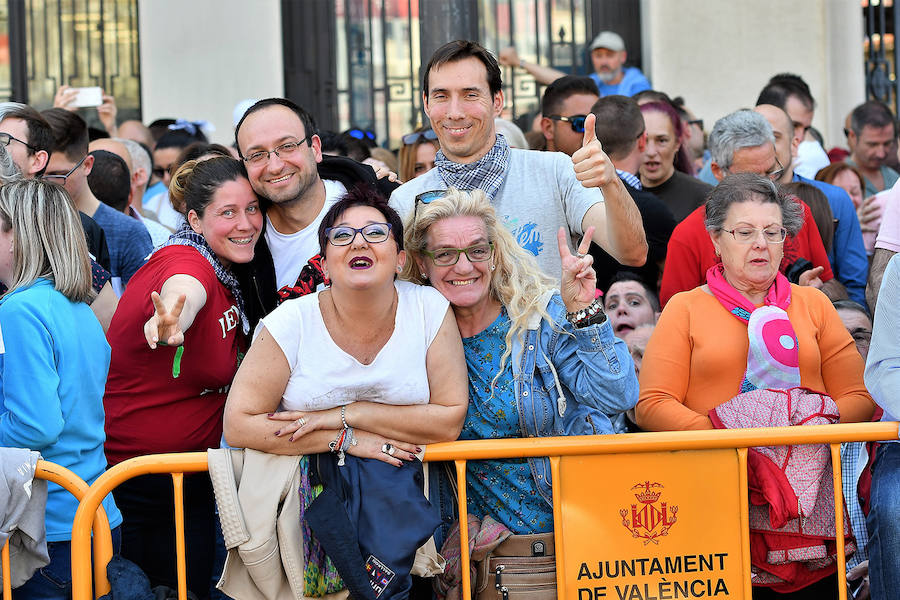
[710,387,855,593]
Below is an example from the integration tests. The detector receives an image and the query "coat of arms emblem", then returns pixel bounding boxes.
[620,481,678,545]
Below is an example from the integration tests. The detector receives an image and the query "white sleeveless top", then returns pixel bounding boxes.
[260,280,450,411]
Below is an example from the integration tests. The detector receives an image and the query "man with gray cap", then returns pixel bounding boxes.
[499,30,650,96]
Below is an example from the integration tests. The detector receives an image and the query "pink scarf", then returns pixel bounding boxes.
[706,265,800,393]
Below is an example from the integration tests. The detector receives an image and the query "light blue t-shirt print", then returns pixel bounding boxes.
[503,216,544,257]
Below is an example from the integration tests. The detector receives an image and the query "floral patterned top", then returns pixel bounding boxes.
[460,308,553,534]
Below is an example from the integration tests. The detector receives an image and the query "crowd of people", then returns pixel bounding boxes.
[2,30,900,600]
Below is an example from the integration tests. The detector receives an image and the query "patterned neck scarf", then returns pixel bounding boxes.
[161,223,249,335]
[434,133,510,200]
[706,264,800,393]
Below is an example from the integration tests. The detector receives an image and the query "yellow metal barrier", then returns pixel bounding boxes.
[1,460,111,600]
[69,422,898,600]
[71,453,209,600]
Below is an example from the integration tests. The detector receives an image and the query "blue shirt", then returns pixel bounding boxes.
[794,174,868,307]
[91,201,153,285]
[590,67,651,97]
[0,279,122,540]
[460,309,554,534]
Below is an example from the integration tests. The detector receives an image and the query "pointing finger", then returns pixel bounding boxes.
[581,113,598,147]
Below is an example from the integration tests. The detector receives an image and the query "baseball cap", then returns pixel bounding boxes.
[589,31,625,52]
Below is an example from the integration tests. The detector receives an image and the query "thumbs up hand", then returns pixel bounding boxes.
[571,113,615,189]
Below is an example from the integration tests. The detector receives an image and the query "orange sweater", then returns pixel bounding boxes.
[636,285,874,431]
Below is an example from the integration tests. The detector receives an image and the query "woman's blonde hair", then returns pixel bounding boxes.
[0,179,94,303]
[402,188,555,383]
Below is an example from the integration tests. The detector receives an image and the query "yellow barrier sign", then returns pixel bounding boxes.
[558,449,747,599]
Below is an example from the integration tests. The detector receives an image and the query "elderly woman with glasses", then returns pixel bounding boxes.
[398,126,438,182]
[402,187,637,594]
[224,184,467,598]
[637,173,873,597]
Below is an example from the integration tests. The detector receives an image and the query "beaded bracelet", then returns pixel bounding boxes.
[565,297,606,328]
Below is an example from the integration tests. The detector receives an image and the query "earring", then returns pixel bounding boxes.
[421,273,428,279]
[396,266,402,273]
[491,264,496,271]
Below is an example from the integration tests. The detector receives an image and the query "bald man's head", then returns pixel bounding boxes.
[89,138,133,173]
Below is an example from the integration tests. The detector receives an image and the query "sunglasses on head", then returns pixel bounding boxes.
[402,129,438,145]
[547,114,587,133]
[346,128,376,141]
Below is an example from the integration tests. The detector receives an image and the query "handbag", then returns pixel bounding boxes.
[474,532,557,600]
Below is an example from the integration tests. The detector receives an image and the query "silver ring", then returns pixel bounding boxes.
[295,417,307,427]
[575,251,586,258]
[382,443,392,455]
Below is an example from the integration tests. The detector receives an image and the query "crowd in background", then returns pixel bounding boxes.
[2,31,900,600]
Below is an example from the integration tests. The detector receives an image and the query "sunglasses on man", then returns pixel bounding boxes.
[547,114,587,134]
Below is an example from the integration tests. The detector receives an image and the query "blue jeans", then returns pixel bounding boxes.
[13,526,122,600]
[866,442,900,600]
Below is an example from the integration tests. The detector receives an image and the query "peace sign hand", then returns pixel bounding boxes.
[571,113,615,189]
[557,226,597,313]
[144,291,187,349]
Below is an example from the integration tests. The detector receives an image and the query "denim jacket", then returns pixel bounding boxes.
[429,290,638,546]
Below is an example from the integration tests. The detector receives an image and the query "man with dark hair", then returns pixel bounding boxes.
[391,39,646,279]
[233,97,399,328]
[499,31,650,96]
[540,75,599,157]
[590,95,675,291]
[757,73,815,140]
[88,149,131,212]
[847,100,899,196]
[41,108,152,289]
[0,104,54,177]
[756,73,830,180]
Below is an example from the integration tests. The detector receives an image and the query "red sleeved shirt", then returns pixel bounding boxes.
[104,246,246,465]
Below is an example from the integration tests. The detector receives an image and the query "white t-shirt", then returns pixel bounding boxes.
[266,179,347,290]
[260,280,449,411]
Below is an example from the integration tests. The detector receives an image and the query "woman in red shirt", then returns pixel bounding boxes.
[104,156,262,598]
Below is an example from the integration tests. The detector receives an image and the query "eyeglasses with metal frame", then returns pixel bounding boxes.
[242,135,313,166]
[721,226,787,244]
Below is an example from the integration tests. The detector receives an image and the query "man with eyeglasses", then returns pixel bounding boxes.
[390,40,646,281]
[41,108,152,291]
[755,103,868,308]
[0,102,112,274]
[233,98,399,330]
[659,109,840,307]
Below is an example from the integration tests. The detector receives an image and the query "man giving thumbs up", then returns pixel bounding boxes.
[390,40,646,281]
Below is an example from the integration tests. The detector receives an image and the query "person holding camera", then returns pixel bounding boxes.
[659,109,844,307]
